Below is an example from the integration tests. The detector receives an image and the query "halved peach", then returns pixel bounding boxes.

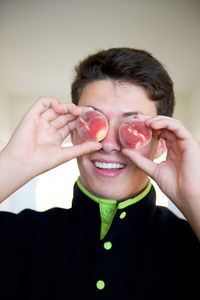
[76,110,108,142]
[119,117,152,149]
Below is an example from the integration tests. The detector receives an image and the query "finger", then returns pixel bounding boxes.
[146,115,182,124]
[30,97,61,116]
[160,129,177,143]
[135,114,153,121]
[145,117,191,140]
[41,108,58,122]
[59,142,102,163]
[50,114,77,130]
[122,148,158,179]
[41,102,89,125]
[52,102,80,115]
[52,102,93,116]
[58,120,77,140]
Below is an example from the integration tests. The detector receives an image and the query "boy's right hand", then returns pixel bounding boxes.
[0,97,102,201]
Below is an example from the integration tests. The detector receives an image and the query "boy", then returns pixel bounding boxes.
[0,48,199,299]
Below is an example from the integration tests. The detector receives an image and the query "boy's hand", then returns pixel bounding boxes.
[0,97,102,201]
[122,116,200,239]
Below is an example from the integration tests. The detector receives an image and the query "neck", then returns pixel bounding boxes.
[77,177,152,206]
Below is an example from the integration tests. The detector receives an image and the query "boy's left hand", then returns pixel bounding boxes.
[122,116,200,239]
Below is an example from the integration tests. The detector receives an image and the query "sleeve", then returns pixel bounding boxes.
[0,211,27,298]
[0,207,69,298]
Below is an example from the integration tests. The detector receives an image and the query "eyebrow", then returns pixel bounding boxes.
[86,105,144,117]
[122,111,144,117]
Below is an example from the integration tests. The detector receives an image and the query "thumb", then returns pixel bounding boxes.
[59,142,102,164]
[122,148,157,179]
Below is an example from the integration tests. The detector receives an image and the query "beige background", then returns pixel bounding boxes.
[0,0,199,214]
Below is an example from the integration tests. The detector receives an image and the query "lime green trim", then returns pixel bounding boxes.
[99,201,117,240]
[77,177,151,207]
[76,177,152,240]
[118,180,152,209]
[77,178,117,240]
[77,177,116,204]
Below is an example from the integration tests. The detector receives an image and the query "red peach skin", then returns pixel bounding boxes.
[76,110,108,142]
[119,117,152,149]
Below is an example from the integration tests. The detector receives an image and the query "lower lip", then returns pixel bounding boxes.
[92,162,125,178]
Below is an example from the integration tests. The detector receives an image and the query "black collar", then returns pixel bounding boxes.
[72,182,157,239]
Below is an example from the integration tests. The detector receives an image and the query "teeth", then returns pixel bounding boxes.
[94,161,125,169]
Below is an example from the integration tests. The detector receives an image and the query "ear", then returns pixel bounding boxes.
[154,138,166,159]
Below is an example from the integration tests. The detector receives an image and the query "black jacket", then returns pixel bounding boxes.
[0,183,199,299]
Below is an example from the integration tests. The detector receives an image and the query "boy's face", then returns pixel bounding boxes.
[73,79,158,201]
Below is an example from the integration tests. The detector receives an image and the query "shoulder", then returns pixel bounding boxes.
[153,205,199,249]
[0,207,74,233]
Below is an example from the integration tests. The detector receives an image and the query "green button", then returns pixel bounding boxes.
[119,211,126,219]
[96,280,105,290]
[104,241,112,250]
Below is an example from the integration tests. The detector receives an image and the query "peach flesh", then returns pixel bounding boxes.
[119,117,152,149]
[76,110,109,142]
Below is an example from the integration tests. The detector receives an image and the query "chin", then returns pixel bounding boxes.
[98,190,117,200]
[83,179,120,200]
[93,185,126,201]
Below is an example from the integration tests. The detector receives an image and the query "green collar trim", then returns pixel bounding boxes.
[77,177,151,207]
[76,177,152,240]
[118,180,152,209]
[77,177,116,205]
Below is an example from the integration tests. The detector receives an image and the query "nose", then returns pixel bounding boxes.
[100,120,122,153]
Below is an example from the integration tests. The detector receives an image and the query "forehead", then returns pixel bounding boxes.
[78,80,157,116]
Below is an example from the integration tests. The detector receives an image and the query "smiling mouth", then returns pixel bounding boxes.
[93,161,126,170]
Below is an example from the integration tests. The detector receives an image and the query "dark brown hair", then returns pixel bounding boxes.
[71,48,175,116]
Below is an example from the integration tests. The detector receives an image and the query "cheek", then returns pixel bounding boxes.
[76,153,91,181]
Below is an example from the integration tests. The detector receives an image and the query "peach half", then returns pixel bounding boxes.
[119,117,152,150]
[76,110,109,142]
